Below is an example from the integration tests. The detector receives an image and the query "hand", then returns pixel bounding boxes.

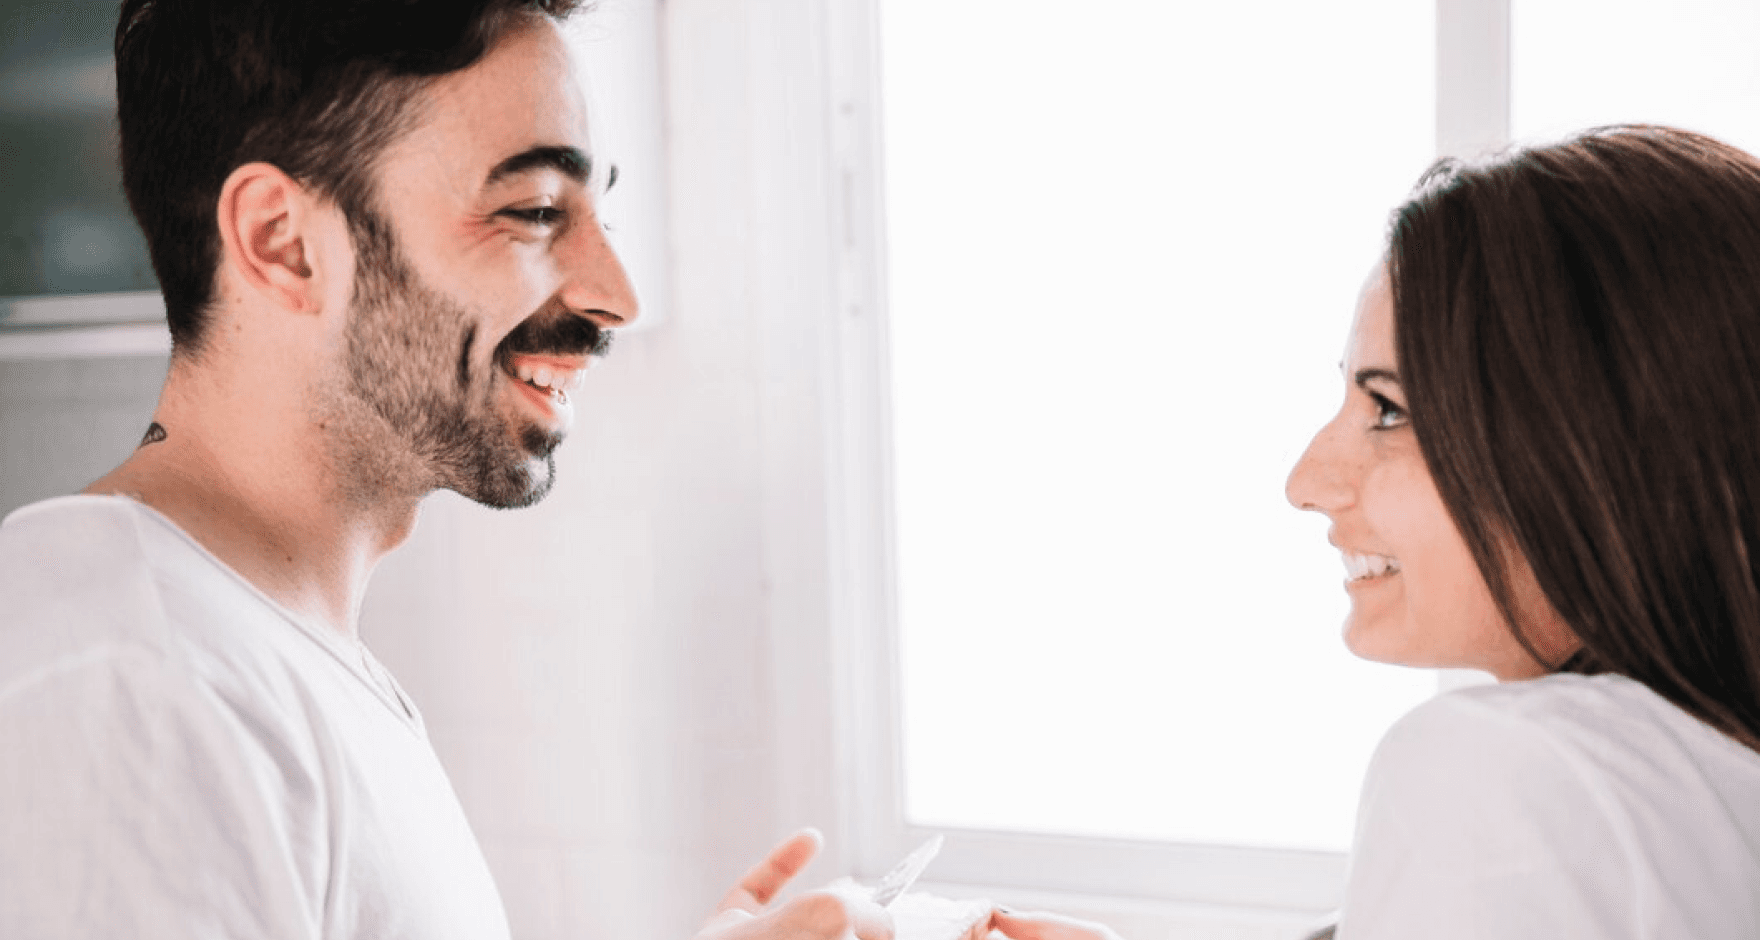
[989,909,1126,940]
[695,829,894,940]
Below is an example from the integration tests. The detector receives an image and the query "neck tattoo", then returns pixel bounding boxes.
[139,422,167,448]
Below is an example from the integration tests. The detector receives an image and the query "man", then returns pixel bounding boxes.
[0,2,889,938]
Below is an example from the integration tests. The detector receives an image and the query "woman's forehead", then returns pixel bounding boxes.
[1344,265,1397,374]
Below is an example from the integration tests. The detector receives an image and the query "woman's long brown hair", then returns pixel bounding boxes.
[1389,126,1760,750]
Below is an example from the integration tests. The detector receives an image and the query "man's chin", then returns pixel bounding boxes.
[451,451,557,510]
[494,456,557,510]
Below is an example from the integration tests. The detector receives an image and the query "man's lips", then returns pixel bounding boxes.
[489,312,608,429]
[502,356,582,439]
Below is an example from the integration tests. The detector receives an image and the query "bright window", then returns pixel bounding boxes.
[881,0,1438,853]
[1512,0,1760,152]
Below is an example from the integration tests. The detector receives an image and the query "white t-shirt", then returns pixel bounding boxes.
[0,495,511,940]
[1338,672,1760,939]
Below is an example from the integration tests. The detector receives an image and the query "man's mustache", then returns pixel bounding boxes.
[500,310,614,359]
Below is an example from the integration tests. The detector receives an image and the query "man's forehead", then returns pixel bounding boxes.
[390,20,598,189]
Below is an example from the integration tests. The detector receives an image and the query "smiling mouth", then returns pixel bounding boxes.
[499,310,612,360]
[492,311,611,406]
[1343,551,1401,582]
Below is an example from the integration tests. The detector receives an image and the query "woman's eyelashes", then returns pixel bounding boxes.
[1368,391,1409,430]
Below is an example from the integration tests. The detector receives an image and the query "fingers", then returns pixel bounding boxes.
[780,891,895,940]
[990,909,1125,940]
[717,828,825,914]
[693,915,756,940]
[698,892,895,940]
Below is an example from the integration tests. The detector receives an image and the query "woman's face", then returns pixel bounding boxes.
[1286,266,1572,680]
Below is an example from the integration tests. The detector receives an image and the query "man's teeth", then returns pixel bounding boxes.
[1343,552,1401,582]
[513,361,587,395]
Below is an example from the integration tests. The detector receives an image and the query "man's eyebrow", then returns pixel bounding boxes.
[1354,367,1402,388]
[483,145,593,189]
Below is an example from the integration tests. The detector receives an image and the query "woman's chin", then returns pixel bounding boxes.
[1341,616,1425,668]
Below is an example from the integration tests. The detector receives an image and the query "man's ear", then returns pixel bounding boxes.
[215,162,329,314]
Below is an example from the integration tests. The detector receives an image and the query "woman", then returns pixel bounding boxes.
[994,126,1760,939]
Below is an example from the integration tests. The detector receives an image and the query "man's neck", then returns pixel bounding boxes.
[87,360,424,640]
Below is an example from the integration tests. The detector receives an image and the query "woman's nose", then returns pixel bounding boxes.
[1286,417,1352,515]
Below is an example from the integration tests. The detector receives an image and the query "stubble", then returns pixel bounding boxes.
[318,205,559,511]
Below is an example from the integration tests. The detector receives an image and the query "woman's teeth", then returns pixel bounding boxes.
[1343,552,1401,582]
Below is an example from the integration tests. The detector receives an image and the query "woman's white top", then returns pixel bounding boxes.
[1338,672,1760,939]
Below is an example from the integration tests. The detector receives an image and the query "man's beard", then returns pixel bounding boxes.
[333,206,595,510]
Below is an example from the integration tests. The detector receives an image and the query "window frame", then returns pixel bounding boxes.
[791,0,1512,919]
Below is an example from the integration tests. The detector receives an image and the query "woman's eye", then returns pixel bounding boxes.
[1370,393,1408,429]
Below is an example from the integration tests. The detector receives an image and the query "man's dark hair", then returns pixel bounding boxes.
[114,0,587,354]
[1388,125,1760,750]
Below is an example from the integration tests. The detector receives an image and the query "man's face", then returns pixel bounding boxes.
[326,18,637,509]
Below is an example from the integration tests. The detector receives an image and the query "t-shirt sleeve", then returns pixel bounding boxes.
[0,650,325,940]
[1337,692,1638,940]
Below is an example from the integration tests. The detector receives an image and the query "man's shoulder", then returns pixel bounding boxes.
[0,493,342,769]
[0,495,177,671]
[0,493,411,738]
[0,494,286,695]
[1,493,155,563]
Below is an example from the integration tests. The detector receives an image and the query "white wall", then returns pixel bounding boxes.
[0,354,166,518]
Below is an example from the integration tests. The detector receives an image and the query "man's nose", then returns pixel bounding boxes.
[1286,417,1353,515]
[557,219,641,329]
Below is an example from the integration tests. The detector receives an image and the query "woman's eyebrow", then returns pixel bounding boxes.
[1354,367,1402,388]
